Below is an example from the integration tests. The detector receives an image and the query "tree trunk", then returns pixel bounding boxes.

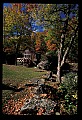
[15,55,17,66]
[57,25,78,83]
[57,33,65,83]
[15,43,19,66]
[61,27,78,66]
[57,49,61,83]
[15,44,17,66]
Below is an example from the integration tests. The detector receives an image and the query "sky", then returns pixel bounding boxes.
[3,3,12,7]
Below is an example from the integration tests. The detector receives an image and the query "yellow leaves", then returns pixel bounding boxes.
[3,6,8,13]
[17,10,21,15]
[32,12,36,19]
[72,94,77,99]
[3,3,28,35]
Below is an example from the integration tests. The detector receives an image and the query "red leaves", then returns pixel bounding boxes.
[2,86,35,115]
[37,107,45,115]
[2,96,27,115]
[26,4,37,12]
[11,3,22,13]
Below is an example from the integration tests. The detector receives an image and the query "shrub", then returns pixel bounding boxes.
[59,72,78,115]
[60,72,78,94]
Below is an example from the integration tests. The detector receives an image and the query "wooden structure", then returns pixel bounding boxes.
[17,49,37,66]
[23,49,36,61]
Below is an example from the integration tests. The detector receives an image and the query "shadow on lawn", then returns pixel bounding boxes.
[2,83,24,92]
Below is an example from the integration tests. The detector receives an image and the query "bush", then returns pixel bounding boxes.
[60,72,78,94]
[59,72,78,115]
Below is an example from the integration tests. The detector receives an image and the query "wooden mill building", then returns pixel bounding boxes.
[23,49,36,62]
[17,49,37,66]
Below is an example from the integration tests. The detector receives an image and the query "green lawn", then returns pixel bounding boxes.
[3,64,47,86]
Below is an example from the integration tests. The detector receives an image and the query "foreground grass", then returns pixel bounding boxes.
[3,64,48,86]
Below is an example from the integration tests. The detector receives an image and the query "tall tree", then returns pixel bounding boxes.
[31,4,78,83]
[3,3,33,65]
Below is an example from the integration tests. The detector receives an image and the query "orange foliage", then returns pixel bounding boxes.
[12,3,22,13]
[50,44,56,50]
[46,40,56,51]
[46,40,51,50]
[35,39,41,51]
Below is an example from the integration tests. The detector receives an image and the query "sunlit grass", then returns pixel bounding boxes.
[3,64,47,86]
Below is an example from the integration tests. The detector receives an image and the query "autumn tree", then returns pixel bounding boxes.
[31,4,78,83]
[35,32,47,53]
[3,3,34,65]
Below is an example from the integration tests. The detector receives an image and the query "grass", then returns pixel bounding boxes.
[3,64,48,86]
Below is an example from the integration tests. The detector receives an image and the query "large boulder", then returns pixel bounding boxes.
[20,81,59,115]
[20,98,57,115]
[37,61,49,70]
[69,63,78,72]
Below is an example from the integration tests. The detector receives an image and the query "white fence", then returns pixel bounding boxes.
[17,58,24,63]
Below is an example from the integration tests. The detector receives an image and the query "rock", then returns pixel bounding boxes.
[37,84,49,94]
[20,98,57,115]
[55,112,60,115]
[52,74,57,78]
[37,61,49,70]
[61,76,65,82]
[69,63,78,71]
[42,75,48,79]
[49,78,56,82]
[38,79,45,85]
[20,79,60,115]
